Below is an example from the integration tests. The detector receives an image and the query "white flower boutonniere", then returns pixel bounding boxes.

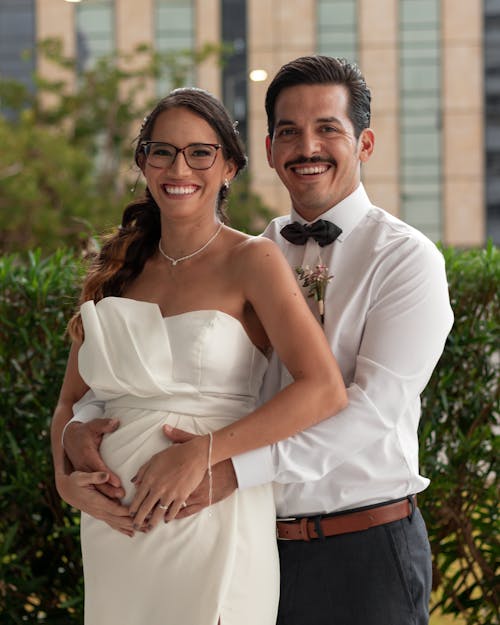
[295,261,333,326]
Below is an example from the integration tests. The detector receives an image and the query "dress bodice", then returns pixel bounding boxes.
[78,297,269,417]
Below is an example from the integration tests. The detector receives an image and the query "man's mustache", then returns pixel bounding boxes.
[285,155,337,169]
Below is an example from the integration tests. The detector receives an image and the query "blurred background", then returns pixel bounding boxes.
[0,0,499,252]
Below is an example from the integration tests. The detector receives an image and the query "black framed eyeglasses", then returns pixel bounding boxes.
[141,141,222,170]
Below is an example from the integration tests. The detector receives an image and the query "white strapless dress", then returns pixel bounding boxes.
[77,297,279,625]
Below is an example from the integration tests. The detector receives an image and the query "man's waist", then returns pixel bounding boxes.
[276,495,417,541]
[273,474,429,518]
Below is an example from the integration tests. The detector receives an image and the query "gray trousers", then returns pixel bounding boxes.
[276,507,432,625]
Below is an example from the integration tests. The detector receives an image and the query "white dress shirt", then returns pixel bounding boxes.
[232,184,454,517]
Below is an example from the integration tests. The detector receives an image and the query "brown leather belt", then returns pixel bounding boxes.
[276,496,416,541]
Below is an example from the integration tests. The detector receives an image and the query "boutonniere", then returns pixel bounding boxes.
[295,260,333,326]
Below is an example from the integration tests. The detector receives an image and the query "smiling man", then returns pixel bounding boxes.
[228,56,454,625]
[265,81,373,217]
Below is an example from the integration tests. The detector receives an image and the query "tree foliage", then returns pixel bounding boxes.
[2,38,226,169]
[0,38,268,253]
[0,113,105,252]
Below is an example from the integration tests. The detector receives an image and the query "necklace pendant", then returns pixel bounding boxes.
[158,222,223,268]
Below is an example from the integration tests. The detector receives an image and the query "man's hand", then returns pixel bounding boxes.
[162,425,238,519]
[56,471,137,537]
[64,419,125,500]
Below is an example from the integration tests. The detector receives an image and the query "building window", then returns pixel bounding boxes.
[222,0,247,144]
[0,0,36,113]
[316,0,357,61]
[399,0,442,241]
[485,0,500,245]
[155,0,195,95]
[76,0,115,72]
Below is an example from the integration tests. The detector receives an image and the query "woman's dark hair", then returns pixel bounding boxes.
[68,88,246,339]
[265,55,371,139]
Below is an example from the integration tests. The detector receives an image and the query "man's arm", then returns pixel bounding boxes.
[234,239,454,489]
[61,389,107,443]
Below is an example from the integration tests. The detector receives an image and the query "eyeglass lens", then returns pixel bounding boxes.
[145,142,219,170]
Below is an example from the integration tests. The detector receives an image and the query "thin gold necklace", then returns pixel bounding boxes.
[158,223,223,266]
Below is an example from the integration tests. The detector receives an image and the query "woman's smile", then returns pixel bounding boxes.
[161,183,200,197]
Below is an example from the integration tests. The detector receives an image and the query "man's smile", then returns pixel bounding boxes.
[291,164,332,175]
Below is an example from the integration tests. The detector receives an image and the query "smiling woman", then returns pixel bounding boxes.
[138,106,237,238]
[51,87,347,625]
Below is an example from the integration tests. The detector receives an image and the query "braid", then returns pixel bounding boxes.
[67,191,160,340]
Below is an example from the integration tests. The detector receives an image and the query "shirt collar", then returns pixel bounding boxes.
[289,183,372,242]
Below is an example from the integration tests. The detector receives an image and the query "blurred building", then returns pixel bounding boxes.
[0,0,498,246]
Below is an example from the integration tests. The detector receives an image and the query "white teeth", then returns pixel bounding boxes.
[163,185,197,195]
[294,165,329,175]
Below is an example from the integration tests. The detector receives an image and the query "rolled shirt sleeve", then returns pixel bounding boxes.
[61,389,105,447]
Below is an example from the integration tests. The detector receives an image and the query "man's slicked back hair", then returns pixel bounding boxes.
[265,55,371,139]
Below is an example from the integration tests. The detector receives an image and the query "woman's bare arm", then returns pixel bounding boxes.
[130,238,347,525]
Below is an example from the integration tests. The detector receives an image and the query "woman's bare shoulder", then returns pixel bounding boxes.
[226,234,293,299]
[227,230,282,261]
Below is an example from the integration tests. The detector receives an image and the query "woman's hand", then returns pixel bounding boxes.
[129,436,210,529]
[162,425,237,519]
[56,471,138,537]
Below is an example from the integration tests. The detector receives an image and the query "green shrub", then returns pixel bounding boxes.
[419,242,499,624]
[0,250,85,623]
[0,244,498,624]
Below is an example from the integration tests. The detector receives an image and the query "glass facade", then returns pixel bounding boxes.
[0,0,35,112]
[399,0,442,241]
[315,0,442,241]
[222,0,247,144]
[155,0,195,94]
[317,0,357,61]
[485,0,500,244]
[76,0,114,72]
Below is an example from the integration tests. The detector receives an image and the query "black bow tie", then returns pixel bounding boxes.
[280,219,342,247]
